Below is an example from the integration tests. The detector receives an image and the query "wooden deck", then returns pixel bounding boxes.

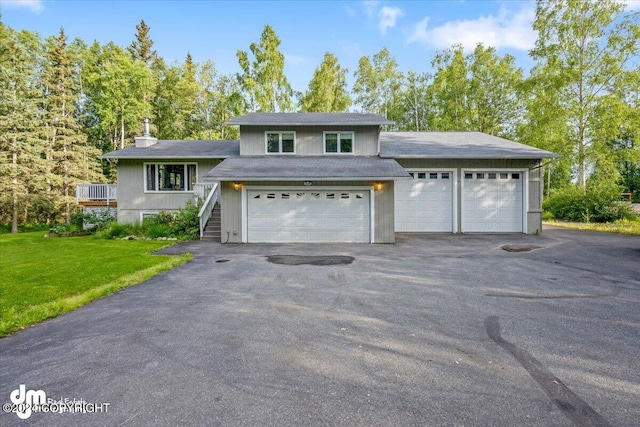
[78,200,117,207]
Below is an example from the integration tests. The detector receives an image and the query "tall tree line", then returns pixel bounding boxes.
[1,1,638,230]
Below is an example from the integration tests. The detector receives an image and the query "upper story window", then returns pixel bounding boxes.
[145,163,197,192]
[265,132,296,154]
[324,132,353,154]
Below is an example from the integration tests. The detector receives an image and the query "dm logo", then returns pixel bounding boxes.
[10,384,46,420]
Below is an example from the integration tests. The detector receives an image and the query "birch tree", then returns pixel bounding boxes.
[301,52,351,112]
[237,25,292,112]
[352,47,403,118]
[530,0,640,187]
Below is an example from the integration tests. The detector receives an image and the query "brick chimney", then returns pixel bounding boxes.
[135,118,157,147]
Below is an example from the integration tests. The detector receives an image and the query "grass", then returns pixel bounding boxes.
[0,232,191,337]
[544,218,640,236]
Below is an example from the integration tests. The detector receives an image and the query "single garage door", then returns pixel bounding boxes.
[395,171,454,232]
[247,190,370,243]
[462,171,523,232]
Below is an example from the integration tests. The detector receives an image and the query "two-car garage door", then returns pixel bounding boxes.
[395,170,524,233]
[247,190,370,243]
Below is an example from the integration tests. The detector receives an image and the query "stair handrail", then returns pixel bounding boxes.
[198,182,220,239]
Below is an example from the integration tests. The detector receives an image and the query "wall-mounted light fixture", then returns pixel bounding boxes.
[374,182,383,191]
[303,181,312,186]
[233,182,241,191]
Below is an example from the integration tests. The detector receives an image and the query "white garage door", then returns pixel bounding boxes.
[462,171,523,232]
[395,171,454,232]
[247,190,370,243]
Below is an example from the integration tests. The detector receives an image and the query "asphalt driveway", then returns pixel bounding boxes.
[1,227,638,426]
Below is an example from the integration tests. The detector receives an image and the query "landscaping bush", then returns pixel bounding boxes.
[95,222,130,239]
[146,223,170,239]
[93,200,201,240]
[544,184,635,223]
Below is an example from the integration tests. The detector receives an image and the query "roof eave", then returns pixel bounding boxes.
[102,154,236,160]
[225,121,392,126]
[380,154,560,159]
[205,176,408,181]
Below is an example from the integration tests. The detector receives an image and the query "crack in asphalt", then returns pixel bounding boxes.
[484,316,611,427]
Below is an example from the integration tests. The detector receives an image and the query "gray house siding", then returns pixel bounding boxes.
[239,125,379,156]
[395,158,544,234]
[219,180,395,243]
[117,158,221,223]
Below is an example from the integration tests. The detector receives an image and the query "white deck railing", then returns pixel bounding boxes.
[198,183,220,239]
[76,184,117,202]
[193,183,215,200]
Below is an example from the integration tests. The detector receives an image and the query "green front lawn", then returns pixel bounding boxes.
[0,232,190,337]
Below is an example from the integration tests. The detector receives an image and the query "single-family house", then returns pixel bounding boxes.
[84,113,557,243]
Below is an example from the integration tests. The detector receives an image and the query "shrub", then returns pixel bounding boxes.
[95,222,130,239]
[147,224,170,239]
[544,184,635,223]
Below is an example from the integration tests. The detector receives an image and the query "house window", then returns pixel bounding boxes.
[324,132,353,154]
[266,132,295,154]
[145,163,197,192]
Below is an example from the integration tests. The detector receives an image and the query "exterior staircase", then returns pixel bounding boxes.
[201,203,221,242]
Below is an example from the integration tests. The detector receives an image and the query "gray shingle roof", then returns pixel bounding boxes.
[380,132,559,159]
[226,113,394,126]
[102,140,239,159]
[205,156,410,180]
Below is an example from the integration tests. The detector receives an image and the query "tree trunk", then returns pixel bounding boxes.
[120,116,125,149]
[11,149,18,234]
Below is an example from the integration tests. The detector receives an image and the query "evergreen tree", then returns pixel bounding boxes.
[301,52,351,112]
[0,24,47,232]
[127,19,158,66]
[42,29,103,223]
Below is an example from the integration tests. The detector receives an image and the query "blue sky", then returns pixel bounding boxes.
[3,0,639,93]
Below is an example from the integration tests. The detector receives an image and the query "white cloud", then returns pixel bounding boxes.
[378,6,404,35]
[408,6,536,51]
[2,0,44,13]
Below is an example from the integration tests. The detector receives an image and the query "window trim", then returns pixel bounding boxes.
[323,131,355,155]
[143,162,198,193]
[264,131,297,154]
[140,211,160,222]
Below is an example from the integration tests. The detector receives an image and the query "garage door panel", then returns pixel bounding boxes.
[462,172,523,233]
[248,190,370,243]
[395,171,453,232]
